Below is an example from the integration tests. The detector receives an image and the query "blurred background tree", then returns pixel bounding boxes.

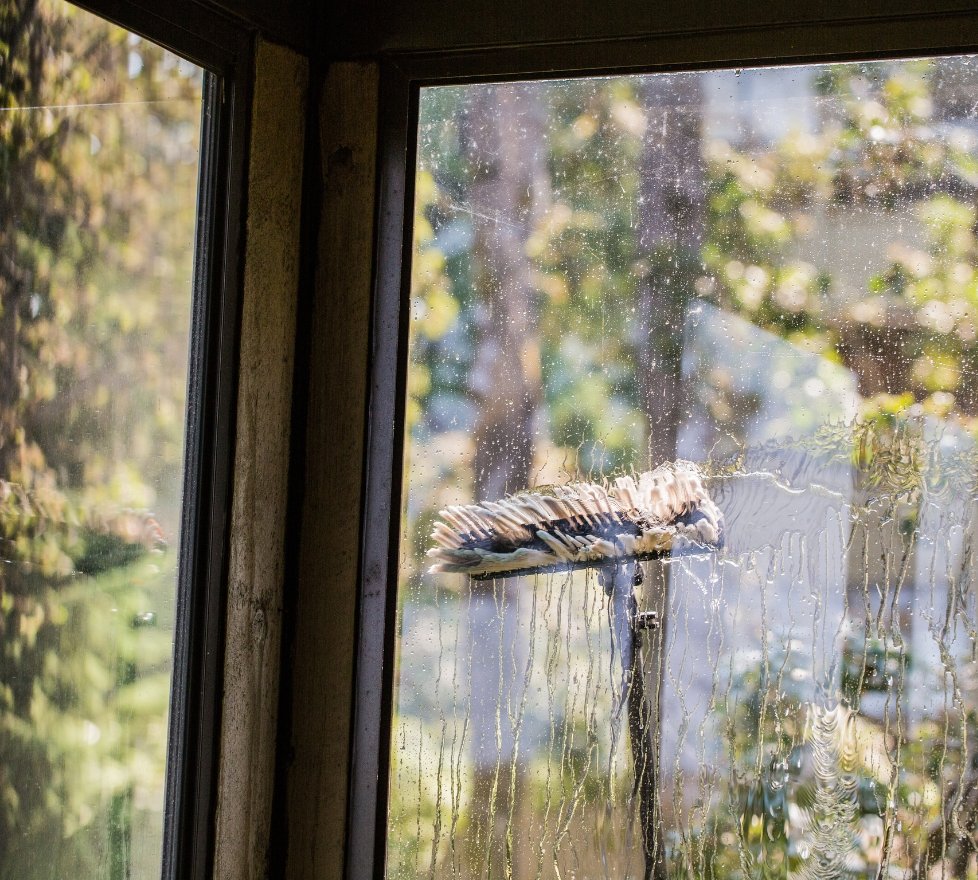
[0,0,201,876]
[394,56,978,880]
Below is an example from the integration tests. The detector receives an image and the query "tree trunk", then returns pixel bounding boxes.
[0,0,41,482]
[467,83,547,502]
[632,73,706,879]
[634,73,705,466]
[463,82,547,880]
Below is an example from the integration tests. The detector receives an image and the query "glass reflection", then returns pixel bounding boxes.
[395,57,978,879]
[0,1,202,876]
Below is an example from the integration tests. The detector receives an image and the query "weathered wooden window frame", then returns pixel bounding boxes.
[348,11,978,880]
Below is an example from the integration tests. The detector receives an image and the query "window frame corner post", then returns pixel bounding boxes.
[159,22,256,880]
[344,58,418,880]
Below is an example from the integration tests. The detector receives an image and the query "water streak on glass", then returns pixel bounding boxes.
[394,57,978,879]
[0,1,203,876]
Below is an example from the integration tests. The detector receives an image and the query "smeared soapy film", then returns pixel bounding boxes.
[391,418,978,879]
[426,460,724,576]
[661,417,978,880]
[798,703,859,880]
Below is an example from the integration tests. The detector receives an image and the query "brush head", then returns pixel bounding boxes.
[426,460,724,578]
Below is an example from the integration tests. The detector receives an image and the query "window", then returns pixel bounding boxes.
[0,1,238,877]
[389,55,978,878]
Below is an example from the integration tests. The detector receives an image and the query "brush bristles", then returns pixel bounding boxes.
[427,460,723,575]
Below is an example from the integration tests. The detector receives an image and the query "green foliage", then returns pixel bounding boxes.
[0,0,201,874]
[697,60,978,448]
[1,553,175,879]
[399,56,978,880]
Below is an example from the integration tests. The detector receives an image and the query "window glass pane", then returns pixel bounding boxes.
[0,1,203,875]
[395,56,978,878]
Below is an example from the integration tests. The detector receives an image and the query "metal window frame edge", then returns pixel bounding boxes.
[348,10,978,880]
[166,50,254,880]
[346,57,416,880]
[65,2,255,878]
